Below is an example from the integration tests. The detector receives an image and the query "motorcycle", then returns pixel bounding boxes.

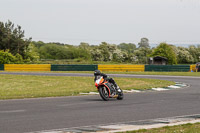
[95,76,124,101]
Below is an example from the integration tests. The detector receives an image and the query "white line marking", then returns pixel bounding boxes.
[152,88,168,91]
[168,85,181,89]
[28,114,200,133]
[80,92,99,95]
[123,90,141,93]
[0,110,26,113]
[99,120,200,133]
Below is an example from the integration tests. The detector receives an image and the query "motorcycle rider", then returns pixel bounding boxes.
[94,70,120,91]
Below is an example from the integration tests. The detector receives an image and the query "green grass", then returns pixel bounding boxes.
[104,71,200,77]
[124,123,200,133]
[0,74,174,99]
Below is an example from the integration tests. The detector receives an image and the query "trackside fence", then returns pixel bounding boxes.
[190,65,196,72]
[145,65,190,72]
[98,65,145,72]
[51,65,98,71]
[0,64,4,71]
[0,64,196,72]
[4,64,51,71]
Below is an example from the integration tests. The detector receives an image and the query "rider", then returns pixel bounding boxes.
[94,70,120,90]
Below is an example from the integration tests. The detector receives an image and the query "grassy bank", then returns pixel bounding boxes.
[0,74,174,99]
[124,123,200,133]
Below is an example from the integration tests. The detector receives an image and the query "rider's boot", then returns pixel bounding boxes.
[114,84,121,92]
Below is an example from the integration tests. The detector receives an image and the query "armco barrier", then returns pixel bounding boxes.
[145,65,190,72]
[51,65,98,71]
[98,65,145,72]
[190,65,196,72]
[4,64,51,71]
[0,64,4,71]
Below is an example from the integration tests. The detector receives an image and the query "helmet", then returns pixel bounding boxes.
[94,70,101,76]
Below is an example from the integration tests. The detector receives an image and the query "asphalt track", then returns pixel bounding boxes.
[0,72,200,133]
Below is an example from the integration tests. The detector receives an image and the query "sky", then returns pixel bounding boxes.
[0,0,200,47]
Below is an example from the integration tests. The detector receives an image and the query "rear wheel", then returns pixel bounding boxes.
[99,86,109,101]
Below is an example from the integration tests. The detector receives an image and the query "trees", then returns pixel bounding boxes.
[138,38,150,48]
[150,43,177,65]
[134,47,152,64]
[177,47,194,64]
[91,42,114,61]
[90,42,130,62]
[91,46,104,61]
[38,43,72,59]
[77,42,92,60]
[0,20,34,63]
[0,20,31,57]
[118,43,136,53]
[188,45,200,63]
[1,20,199,64]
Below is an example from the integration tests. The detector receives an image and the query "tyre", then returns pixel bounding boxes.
[117,90,124,100]
[99,86,109,101]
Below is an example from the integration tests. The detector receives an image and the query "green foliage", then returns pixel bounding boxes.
[99,42,113,61]
[26,43,40,62]
[0,50,16,64]
[91,46,104,61]
[0,20,31,58]
[15,53,24,64]
[39,43,71,59]
[91,42,118,61]
[32,41,46,48]
[134,47,152,64]
[118,43,136,53]
[150,43,177,65]
[1,21,198,65]
[38,43,92,61]
[125,122,200,133]
[188,45,200,63]
[33,40,199,65]
[0,20,40,64]
[177,47,194,64]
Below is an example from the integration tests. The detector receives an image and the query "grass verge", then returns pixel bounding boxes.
[104,71,200,77]
[0,74,174,99]
[124,123,200,133]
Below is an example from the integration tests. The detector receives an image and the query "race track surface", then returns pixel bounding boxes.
[0,72,200,133]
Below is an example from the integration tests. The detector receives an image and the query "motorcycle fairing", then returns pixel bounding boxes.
[103,82,115,97]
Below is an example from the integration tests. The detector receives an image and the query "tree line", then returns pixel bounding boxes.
[0,20,200,64]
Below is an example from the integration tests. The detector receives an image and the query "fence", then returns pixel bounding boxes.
[0,64,196,72]
[190,65,196,72]
[4,64,51,71]
[145,65,190,72]
[51,65,98,71]
[0,64,4,71]
[98,65,145,72]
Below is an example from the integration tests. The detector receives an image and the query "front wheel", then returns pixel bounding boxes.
[99,86,109,101]
[117,90,124,100]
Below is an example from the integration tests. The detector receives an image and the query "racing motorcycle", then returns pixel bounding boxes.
[95,76,123,101]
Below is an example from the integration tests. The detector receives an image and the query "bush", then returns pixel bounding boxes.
[0,50,16,64]
[15,53,24,64]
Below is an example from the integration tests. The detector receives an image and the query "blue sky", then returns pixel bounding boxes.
[0,0,200,46]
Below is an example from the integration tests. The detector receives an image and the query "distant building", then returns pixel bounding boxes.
[149,56,168,65]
